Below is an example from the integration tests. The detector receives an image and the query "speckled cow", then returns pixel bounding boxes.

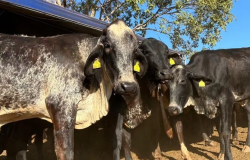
[0,19,148,160]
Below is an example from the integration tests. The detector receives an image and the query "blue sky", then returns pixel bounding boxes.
[145,0,250,52]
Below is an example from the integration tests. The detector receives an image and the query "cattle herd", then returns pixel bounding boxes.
[0,19,249,160]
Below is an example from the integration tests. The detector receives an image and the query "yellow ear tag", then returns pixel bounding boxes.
[134,62,140,72]
[93,58,101,69]
[199,80,205,87]
[170,58,175,65]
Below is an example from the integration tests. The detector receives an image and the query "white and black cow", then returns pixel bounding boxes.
[109,38,181,160]
[0,19,148,160]
[167,48,250,160]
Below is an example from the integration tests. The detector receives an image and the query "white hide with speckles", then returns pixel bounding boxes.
[0,35,112,129]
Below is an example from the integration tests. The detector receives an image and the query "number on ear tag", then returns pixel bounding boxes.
[93,58,101,69]
[170,58,175,65]
[134,62,140,72]
[199,80,205,87]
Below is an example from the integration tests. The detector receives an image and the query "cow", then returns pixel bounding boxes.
[0,19,148,160]
[109,38,181,160]
[167,47,250,160]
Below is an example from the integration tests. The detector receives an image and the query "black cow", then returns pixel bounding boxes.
[167,48,250,160]
[109,38,181,160]
[0,19,148,160]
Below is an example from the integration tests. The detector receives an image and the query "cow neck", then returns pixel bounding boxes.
[75,65,113,129]
[103,64,113,100]
[122,76,151,129]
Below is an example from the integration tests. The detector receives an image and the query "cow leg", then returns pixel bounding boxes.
[46,96,77,160]
[242,100,250,152]
[35,129,44,160]
[113,113,123,160]
[173,116,192,160]
[232,104,239,146]
[122,128,132,160]
[151,106,161,160]
[220,99,233,160]
[216,116,225,160]
[45,128,55,153]
[152,141,161,160]
[151,129,161,159]
[197,115,215,147]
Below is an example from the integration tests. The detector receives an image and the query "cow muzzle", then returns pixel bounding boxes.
[116,82,137,95]
[156,69,173,81]
[168,106,183,116]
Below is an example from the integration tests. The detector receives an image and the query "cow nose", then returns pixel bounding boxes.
[117,82,137,94]
[157,69,173,80]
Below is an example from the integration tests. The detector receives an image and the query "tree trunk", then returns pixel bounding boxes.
[56,0,62,6]
[90,8,96,17]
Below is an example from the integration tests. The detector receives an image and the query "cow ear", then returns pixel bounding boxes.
[84,45,104,77]
[186,72,212,86]
[186,71,212,97]
[168,53,183,66]
[134,49,148,77]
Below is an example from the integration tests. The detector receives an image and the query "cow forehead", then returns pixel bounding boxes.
[172,65,185,74]
[173,65,184,70]
[106,21,137,43]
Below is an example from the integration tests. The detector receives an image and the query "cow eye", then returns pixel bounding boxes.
[180,79,186,84]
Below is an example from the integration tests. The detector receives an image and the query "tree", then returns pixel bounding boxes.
[57,0,236,55]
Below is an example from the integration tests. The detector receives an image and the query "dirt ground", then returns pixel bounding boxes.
[0,109,250,160]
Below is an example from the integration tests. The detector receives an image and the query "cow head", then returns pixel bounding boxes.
[139,38,171,82]
[84,19,148,95]
[167,65,212,116]
[139,38,183,93]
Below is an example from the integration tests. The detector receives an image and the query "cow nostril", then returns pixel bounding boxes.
[160,70,168,76]
[121,83,126,91]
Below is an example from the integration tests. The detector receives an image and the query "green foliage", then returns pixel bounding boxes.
[64,0,236,56]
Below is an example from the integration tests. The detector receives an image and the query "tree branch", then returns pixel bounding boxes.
[133,8,162,31]
[103,1,126,21]
[138,27,173,37]
[97,0,111,21]
[133,2,198,31]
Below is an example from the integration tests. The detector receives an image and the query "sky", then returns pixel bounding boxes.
[145,0,250,52]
